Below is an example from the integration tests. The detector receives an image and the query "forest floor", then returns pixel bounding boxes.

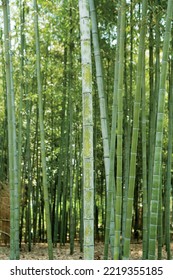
[0,241,173,260]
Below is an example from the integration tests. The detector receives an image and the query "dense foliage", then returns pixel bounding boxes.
[0,0,173,260]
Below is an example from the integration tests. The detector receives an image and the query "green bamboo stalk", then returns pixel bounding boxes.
[89,0,117,259]
[60,118,69,245]
[165,50,173,260]
[79,0,94,260]
[141,58,148,260]
[89,0,110,187]
[122,0,148,260]
[122,0,133,257]
[104,6,121,260]
[53,46,67,246]
[17,0,25,211]
[25,100,33,252]
[2,0,19,260]
[33,0,53,260]
[0,28,7,182]
[157,188,162,259]
[69,49,75,256]
[114,0,126,260]
[148,0,173,259]
[147,0,160,252]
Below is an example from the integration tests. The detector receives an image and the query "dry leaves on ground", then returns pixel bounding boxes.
[0,242,172,260]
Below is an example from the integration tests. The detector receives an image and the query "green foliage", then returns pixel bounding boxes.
[0,0,172,260]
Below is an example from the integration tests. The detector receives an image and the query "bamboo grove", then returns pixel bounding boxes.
[0,0,173,260]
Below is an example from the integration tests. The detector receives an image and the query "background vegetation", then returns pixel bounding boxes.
[0,0,173,260]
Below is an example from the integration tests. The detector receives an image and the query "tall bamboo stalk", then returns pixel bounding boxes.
[104,5,121,260]
[165,45,173,260]
[33,0,53,260]
[79,0,94,260]
[2,0,19,260]
[89,0,110,188]
[148,0,173,259]
[123,0,148,260]
[114,0,126,260]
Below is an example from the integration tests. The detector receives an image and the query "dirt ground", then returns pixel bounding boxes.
[0,241,172,260]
